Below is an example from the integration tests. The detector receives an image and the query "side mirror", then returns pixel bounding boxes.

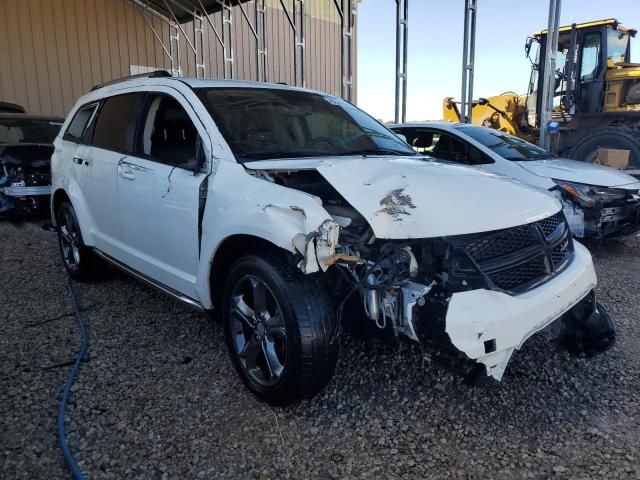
[396,133,408,143]
[525,37,534,59]
[194,137,206,175]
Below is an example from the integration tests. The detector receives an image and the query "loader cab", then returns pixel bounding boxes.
[525,19,635,127]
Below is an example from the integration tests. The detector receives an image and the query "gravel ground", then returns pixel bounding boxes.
[1,220,639,480]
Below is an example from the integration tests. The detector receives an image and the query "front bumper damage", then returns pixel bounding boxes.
[252,166,615,384]
[443,242,605,380]
[327,212,614,383]
[1,144,53,216]
[562,194,640,239]
[0,184,51,216]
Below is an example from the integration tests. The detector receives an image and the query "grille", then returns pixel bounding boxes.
[551,237,570,269]
[539,211,564,237]
[464,225,535,262]
[490,255,547,291]
[452,212,574,294]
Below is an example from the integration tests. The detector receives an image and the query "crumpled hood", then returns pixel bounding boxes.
[516,158,640,189]
[245,156,561,239]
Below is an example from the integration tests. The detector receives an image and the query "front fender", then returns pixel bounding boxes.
[194,160,339,308]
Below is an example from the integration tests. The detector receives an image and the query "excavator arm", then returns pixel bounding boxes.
[442,93,530,138]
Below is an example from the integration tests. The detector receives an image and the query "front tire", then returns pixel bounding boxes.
[222,254,338,405]
[55,201,103,282]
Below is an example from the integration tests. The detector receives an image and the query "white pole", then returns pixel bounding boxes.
[539,0,562,150]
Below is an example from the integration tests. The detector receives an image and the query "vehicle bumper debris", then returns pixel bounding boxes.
[444,242,597,380]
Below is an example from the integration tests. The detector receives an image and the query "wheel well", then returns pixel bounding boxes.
[52,189,71,220]
[209,235,292,309]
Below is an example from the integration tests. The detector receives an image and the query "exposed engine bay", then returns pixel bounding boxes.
[0,144,52,216]
[253,168,616,382]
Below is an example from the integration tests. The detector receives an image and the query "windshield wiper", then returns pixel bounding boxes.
[239,151,332,161]
[336,148,418,157]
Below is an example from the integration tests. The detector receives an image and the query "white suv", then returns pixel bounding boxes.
[51,73,615,404]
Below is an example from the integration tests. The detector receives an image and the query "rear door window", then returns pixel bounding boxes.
[64,104,98,142]
[92,93,143,153]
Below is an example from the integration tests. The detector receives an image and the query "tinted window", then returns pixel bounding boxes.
[64,104,97,141]
[395,128,439,154]
[138,95,199,169]
[92,94,142,152]
[456,125,553,161]
[0,118,62,144]
[396,127,493,165]
[198,88,416,161]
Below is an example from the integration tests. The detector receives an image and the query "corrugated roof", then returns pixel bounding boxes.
[138,0,252,24]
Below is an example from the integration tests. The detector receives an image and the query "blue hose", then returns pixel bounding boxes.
[57,279,88,480]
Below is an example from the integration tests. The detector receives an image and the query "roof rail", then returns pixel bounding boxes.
[90,70,172,92]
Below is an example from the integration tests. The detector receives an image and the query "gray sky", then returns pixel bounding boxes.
[357,0,640,121]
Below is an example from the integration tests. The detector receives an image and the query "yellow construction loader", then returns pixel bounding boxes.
[443,19,640,168]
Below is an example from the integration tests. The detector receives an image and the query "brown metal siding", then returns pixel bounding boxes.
[0,0,356,118]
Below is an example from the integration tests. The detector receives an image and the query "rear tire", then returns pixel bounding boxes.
[222,253,338,405]
[55,201,104,282]
[568,126,640,168]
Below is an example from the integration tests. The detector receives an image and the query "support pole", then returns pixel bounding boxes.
[333,0,354,101]
[401,0,408,123]
[539,0,562,150]
[394,0,408,123]
[460,0,477,123]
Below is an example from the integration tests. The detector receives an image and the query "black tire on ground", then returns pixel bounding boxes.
[55,201,104,282]
[222,253,338,405]
[567,126,640,168]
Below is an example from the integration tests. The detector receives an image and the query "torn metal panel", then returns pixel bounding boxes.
[292,219,341,274]
[445,242,596,380]
[561,199,586,237]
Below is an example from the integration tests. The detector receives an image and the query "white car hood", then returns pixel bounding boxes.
[245,156,561,239]
[516,158,640,189]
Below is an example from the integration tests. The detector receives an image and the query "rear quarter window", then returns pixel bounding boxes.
[64,104,98,142]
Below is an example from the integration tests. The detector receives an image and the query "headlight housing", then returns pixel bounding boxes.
[552,180,626,206]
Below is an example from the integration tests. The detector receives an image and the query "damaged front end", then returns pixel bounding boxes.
[554,181,640,239]
[0,144,53,216]
[254,167,614,384]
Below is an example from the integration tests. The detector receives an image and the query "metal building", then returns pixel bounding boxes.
[0,0,357,118]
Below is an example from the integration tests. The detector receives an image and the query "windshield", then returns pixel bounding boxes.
[0,118,62,144]
[197,87,416,161]
[455,125,554,161]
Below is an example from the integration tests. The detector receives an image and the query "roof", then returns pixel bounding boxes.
[0,101,26,114]
[534,18,637,37]
[179,77,316,92]
[90,72,322,95]
[390,121,463,130]
[0,113,64,122]
[137,0,252,24]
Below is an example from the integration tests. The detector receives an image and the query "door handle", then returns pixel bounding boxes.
[72,157,83,165]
